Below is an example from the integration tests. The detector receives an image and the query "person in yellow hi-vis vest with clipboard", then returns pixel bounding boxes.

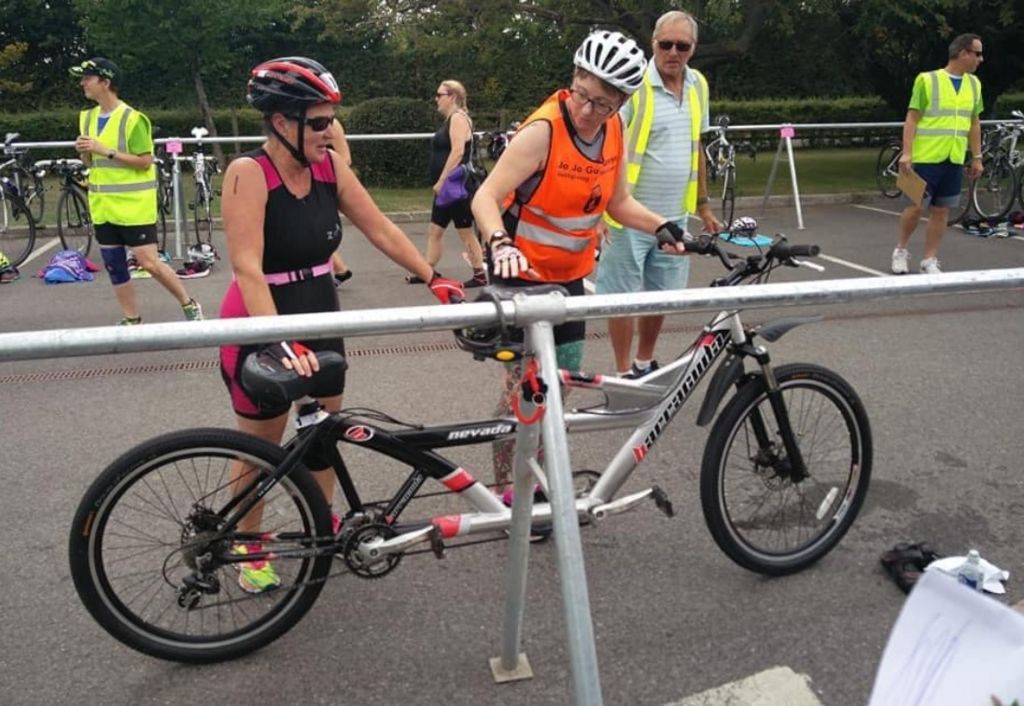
[70,57,203,324]
[892,34,985,275]
[595,11,721,379]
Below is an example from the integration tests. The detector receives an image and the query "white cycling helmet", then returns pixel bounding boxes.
[573,31,647,95]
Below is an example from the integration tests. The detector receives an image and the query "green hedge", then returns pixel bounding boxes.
[345,97,438,188]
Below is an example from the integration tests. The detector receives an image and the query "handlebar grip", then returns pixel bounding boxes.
[682,233,716,255]
[787,244,820,258]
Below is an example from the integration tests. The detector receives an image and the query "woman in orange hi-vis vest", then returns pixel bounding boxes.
[471,30,692,491]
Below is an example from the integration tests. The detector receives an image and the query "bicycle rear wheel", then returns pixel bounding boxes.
[971,156,1018,221]
[700,363,872,575]
[720,165,736,227]
[875,142,902,198]
[57,186,93,258]
[0,188,37,267]
[69,428,333,663]
[193,185,213,246]
[24,172,45,224]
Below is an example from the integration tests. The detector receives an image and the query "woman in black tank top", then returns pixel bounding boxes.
[218,58,464,592]
[406,80,486,288]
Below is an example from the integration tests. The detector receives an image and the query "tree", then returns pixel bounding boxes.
[73,0,290,161]
[0,0,85,109]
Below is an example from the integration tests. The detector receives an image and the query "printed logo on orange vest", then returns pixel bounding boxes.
[583,184,602,214]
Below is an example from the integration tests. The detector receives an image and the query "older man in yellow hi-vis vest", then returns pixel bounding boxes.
[893,34,984,275]
[71,57,203,324]
[595,11,721,379]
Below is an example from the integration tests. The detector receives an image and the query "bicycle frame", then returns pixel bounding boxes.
[226,306,793,560]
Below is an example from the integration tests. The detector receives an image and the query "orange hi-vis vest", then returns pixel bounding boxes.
[502,90,623,282]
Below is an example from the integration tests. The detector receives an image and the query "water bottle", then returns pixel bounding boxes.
[956,549,984,591]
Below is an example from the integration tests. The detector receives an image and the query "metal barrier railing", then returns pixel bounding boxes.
[2,269,1023,705]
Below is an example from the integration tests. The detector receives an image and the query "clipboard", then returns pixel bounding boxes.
[897,169,927,206]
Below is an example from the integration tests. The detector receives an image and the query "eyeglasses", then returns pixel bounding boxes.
[286,115,334,132]
[967,49,983,57]
[568,86,619,117]
[656,40,693,53]
[436,92,451,98]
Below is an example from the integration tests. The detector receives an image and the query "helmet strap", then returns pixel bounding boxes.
[269,106,310,167]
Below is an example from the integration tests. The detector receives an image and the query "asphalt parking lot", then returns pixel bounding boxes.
[1,197,1023,705]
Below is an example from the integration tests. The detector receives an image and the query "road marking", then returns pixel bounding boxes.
[819,254,886,277]
[853,204,927,221]
[666,666,823,706]
[24,237,61,265]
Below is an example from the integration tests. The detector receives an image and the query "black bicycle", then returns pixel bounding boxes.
[35,158,93,258]
[187,127,219,247]
[704,115,756,227]
[1,132,46,225]
[69,229,871,663]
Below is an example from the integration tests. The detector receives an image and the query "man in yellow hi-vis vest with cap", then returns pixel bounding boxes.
[71,57,203,324]
[595,11,721,378]
[892,34,984,275]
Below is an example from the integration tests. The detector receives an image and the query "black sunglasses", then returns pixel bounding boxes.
[286,115,334,132]
[657,40,693,52]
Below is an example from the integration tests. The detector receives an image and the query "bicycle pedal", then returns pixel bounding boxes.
[651,485,674,517]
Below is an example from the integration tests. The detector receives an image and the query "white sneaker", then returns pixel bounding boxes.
[891,248,910,275]
[919,257,942,274]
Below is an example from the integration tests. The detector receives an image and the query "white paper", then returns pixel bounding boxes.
[869,570,1024,706]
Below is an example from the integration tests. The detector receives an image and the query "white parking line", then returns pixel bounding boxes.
[23,237,61,265]
[666,666,823,706]
[820,254,887,277]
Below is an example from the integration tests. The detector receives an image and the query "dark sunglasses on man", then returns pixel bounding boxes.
[657,40,693,53]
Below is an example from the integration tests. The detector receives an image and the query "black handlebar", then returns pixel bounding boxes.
[770,241,820,259]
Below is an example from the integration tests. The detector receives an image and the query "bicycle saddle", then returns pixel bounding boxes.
[478,283,570,301]
[241,348,347,407]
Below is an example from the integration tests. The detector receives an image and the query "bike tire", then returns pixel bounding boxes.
[0,188,37,267]
[947,168,973,225]
[193,186,213,246]
[700,363,872,576]
[971,156,1018,222]
[876,142,902,198]
[69,428,333,663]
[25,172,46,224]
[721,165,736,227]
[57,186,93,258]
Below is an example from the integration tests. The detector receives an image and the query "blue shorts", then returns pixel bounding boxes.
[906,161,964,208]
[594,222,690,295]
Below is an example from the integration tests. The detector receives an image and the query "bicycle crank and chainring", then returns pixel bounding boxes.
[341,523,402,579]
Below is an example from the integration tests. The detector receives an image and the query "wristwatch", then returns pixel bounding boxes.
[489,229,511,245]
[107,149,116,160]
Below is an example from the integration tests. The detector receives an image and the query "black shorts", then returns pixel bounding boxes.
[95,223,159,247]
[431,196,474,229]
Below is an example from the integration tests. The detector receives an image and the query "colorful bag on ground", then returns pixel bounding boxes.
[37,249,97,284]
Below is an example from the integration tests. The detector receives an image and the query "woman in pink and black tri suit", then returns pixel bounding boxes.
[219,57,463,592]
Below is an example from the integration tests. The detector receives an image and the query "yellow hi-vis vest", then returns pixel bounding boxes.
[911,70,981,165]
[605,67,708,228]
[79,102,157,225]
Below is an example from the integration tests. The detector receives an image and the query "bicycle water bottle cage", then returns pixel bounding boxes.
[241,349,347,408]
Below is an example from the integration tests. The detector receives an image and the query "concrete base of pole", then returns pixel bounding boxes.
[489,653,534,683]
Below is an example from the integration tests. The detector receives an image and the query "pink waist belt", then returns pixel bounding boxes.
[263,260,332,285]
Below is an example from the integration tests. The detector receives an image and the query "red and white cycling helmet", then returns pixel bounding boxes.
[573,31,647,95]
[247,57,342,114]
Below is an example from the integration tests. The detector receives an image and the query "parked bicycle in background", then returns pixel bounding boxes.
[483,121,520,162]
[187,126,219,248]
[1,132,46,226]
[703,115,756,228]
[34,158,93,258]
[970,109,1024,222]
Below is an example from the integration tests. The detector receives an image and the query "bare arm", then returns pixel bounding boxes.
[471,120,549,239]
[968,114,984,178]
[899,109,921,174]
[334,152,434,281]
[695,142,722,232]
[221,157,276,317]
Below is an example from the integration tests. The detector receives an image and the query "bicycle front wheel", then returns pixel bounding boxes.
[971,156,1018,221]
[193,186,213,245]
[25,172,46,224]
[69,428,333,663]
[700,363,872,576]
[0,189,37,267]
[721,165,736,227]
[57,186,93,258]
[875,142,902,198]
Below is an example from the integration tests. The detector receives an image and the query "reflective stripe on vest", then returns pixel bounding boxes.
[79,102,157,224]
[606,67,707,227]
[912,70,979,165]
[502,90,622,282]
